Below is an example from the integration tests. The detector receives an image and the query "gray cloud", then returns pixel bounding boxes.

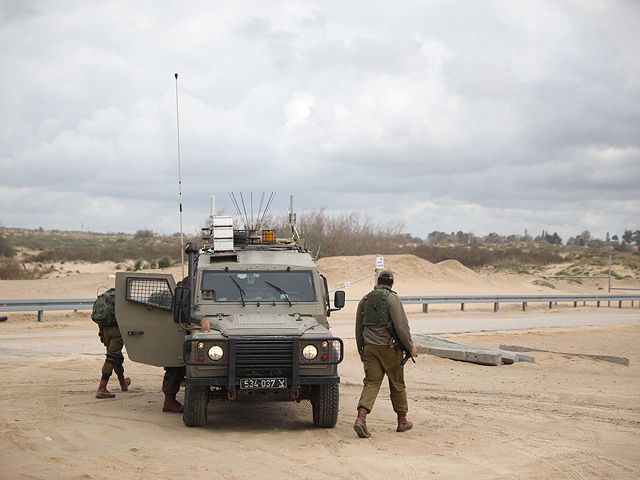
[1,0,638,242]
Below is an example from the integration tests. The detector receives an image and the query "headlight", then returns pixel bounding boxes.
[208,345,224,361]
[302,344,318,360]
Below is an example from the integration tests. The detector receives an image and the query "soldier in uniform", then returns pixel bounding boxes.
[162,366,186,412]
[161,276,188,412]
[353,270,417,438]
[96,323,131,398]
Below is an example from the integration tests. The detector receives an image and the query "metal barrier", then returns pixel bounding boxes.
[346,294,640,313]
[2,293,640,322]
[401,294,640,313]
[0,298,95,322]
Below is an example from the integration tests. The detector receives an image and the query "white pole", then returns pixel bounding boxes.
[175,73,185,280]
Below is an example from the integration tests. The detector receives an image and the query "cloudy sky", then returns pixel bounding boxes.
[1,0,639,242]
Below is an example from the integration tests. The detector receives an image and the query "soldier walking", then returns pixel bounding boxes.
[97,323,131,398]
[354,270,417,438]
[92,287,131,398]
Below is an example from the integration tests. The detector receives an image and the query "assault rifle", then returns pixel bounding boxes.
[366,295,415,366]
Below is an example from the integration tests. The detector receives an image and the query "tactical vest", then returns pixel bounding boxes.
[362,287,391,325]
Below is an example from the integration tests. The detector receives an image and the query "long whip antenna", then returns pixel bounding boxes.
[175,73,185,280]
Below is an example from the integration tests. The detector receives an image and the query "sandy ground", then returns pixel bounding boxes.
[1,255,639,479]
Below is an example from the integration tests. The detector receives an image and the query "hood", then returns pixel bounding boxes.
[207,313,328,337]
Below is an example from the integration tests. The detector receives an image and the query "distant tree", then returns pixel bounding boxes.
[484,232,505,244]
[404,233,424,244]
[544,232,562,245]
[606,232,610,243]
[622,230,633,244]
[588,238,606,248]
[427,231,456,245]
[611,235,619,243]
[534,233,547,243]
[134,229,153,239]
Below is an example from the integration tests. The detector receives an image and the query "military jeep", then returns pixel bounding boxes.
[115,196,345,428]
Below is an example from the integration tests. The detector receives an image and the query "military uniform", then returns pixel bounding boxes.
[354,270,415,437]
[355,284,414,413]
[96,324,130,398]
[161,276,189,413]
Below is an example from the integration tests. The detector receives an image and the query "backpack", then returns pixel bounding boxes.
[91,288,117,326]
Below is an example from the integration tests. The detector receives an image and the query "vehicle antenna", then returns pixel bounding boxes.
[175,73,185,279]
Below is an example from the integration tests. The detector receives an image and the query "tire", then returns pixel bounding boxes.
[183,384,208,427]
[312,383,339,428]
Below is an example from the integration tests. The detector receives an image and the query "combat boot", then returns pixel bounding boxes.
[353,407,371,438]
[396,413,413,432]
[96,379,115,399]
[118,375,131,392]
[162,394,184,413]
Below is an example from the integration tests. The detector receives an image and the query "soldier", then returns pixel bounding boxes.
[96,323,131,398]
[161,276,188,412]
[353,270,417,438]
[162,366,186,412]
[94,287,131,398]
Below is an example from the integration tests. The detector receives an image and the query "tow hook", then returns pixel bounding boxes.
[227,390,237,401]
[290,388,300,400]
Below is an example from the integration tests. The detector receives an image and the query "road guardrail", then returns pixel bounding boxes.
[355,293,640,313]
[2,294,640,322]
[0,298,95,322]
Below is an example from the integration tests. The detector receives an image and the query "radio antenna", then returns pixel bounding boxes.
[175,73,185,280]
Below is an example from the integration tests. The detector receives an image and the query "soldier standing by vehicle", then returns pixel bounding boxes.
[353,270,417,438]
[92,288,131,398]
[161,277,188,413]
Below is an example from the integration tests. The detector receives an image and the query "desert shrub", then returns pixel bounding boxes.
[411,244,566,269]
[533,280,556,289]
[158,255,172,269]
[0,262,46,280]
[0,235,15,258]
[132,259,144,271]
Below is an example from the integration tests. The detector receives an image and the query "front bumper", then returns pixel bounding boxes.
[183,335,343,392]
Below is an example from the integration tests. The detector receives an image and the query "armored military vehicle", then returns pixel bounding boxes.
[115,195,345,428]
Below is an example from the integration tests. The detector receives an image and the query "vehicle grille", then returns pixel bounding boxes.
[235,338,293,377]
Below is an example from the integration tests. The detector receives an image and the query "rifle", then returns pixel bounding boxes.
[366,294,415,366]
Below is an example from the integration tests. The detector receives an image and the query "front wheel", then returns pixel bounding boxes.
[311,383,339,428]
[183,384,208,427]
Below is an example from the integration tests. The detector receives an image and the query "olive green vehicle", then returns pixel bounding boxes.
[115,196,345,428]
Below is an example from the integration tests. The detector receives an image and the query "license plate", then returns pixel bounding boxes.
[240,378,287,389]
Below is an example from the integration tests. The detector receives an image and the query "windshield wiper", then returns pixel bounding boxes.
[229,276,246,306]
[265,281,292,306]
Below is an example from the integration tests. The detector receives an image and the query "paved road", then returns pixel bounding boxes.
[1,311,638,359]
[329,310,640,339]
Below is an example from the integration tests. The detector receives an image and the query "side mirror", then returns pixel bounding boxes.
[173,286,191,324]
[333,290,345,309]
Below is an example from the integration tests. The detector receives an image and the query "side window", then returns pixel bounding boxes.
[125,277,173,311]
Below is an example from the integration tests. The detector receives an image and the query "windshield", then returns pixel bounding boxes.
[200,270,316,303]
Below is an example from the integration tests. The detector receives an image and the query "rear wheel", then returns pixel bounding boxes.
[312,383,339,428]
[183,384,208,427]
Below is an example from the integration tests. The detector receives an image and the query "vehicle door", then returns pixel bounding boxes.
[115,272,184,367]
